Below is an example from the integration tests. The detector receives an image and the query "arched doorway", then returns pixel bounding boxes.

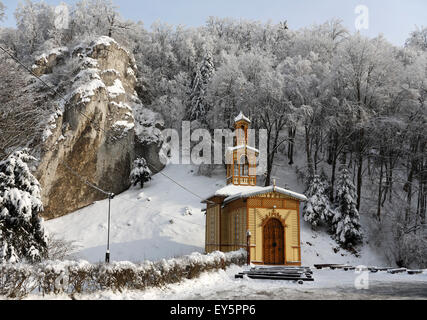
[263,218,285,265]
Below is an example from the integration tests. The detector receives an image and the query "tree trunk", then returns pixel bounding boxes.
[305,126,314,177]
[314,131,320,174]
[418,152,426,225]
[265,125,281,187]
[405,138,419,222]
[356,128,365,212]
[406,166,414,223]
[356,152,363,212]
[288,126,295,165]
[377,160,384,221]
[330,152,337,202]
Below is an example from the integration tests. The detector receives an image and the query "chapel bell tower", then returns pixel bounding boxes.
[226,112,259,186]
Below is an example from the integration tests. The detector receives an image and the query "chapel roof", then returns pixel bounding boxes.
[234,111,251,124]
[202,185,307,204]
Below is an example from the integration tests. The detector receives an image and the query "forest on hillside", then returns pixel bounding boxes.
[0,1,426,267]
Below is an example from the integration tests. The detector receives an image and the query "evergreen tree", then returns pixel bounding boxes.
[187,51,215,124]
[130,158,152,188]
[0,150,48,263]
[303,175,333,227]
[332,167,362,248]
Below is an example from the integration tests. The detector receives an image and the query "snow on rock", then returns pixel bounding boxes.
[35,36,140,219]
[80,57,98,68]
[112,120,134,131]
[35,47,69,63]
[126,67,136,78]
[92,36,118,47]
[183,207,193,216]
[102,69,121,76]
[109,101,133,113]
[107,79,126,98]
[69,68,105,103]
[32,47,69,76]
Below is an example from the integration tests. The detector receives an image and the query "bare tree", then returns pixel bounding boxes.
[0,50,50,159]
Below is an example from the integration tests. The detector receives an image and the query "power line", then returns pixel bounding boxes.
[62,161,112,197]
[113,194,205,227]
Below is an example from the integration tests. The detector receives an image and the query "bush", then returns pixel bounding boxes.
[0,250,246,298]
[130,158,152,188]
[46,235,80,261]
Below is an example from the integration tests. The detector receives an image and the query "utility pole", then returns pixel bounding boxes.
[246,230,252,266]
[105,193,115,263]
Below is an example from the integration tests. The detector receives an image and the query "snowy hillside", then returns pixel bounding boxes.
[46,163,387,267]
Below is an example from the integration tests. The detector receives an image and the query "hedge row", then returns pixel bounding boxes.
[0,250,246,298]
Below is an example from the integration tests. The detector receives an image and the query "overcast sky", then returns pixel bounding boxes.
[1,0,426,46]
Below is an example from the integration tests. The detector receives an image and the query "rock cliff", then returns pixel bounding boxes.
[35,37,142,219]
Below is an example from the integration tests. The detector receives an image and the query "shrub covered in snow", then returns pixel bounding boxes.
[0,250,246,298]
[0,150,48,264]
[130,158,152,188]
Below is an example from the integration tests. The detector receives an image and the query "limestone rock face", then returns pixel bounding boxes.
[32,47,69,76]
[36,37,138,219]
[134,107,166,174]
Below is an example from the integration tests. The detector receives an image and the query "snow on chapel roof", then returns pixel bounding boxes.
[202,185,307,203]
[223,186,307,205]
[226,145,260,154]
[234,111,251,124]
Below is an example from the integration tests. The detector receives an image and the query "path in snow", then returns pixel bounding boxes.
[106,267,427,300]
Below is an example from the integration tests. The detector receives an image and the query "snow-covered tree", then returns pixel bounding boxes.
[303,175,333,227]
[14,0,55,56]
[405,26,427,51]
[187,50,215,124]
[0,1,5,22]
[332,167,362,248]
[0,150,48,263]
[130,158,152,189]
[72,0,118,37]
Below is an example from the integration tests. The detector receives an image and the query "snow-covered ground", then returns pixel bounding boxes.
[28,162,427,300]
[23,266,427,300]
[45,164,223,263]
[46,162,387,266]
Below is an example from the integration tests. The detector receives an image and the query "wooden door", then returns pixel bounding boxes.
[263,218,285,265]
